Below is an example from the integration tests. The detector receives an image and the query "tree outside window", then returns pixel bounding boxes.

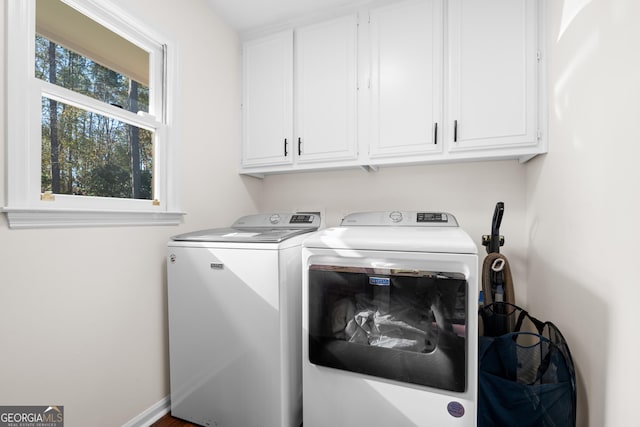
[36,35,153,200]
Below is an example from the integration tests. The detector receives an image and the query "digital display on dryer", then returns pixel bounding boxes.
[417,212,448,223]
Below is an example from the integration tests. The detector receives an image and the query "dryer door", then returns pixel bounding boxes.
[307,255,469,392]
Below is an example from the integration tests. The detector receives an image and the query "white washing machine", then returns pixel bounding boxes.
[167,213,320,427]
[302,211,478,427]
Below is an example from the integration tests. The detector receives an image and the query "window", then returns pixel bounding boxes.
[3,0,183,228]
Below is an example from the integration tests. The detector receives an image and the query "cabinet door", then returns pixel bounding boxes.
[295,15,358,164]
[242,31,293,167]
[447,0,538,151]
[369,0,443,159]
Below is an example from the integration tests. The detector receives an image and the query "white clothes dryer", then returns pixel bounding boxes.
[167,213,320,427]
[302,211,478,427]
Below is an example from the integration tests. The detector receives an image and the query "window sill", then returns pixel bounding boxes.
[2,207,185,229]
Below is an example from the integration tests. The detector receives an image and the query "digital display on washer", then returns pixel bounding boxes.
[417,212,448,223]
[290,214,314,224]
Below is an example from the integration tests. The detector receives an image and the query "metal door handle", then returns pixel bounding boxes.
[284,138,288,157]
[434,122,438,144]
[454,120,458,142]
[298,137,302,156]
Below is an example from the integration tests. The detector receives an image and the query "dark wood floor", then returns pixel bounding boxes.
[150,413,199,427]
[151,413,304,426]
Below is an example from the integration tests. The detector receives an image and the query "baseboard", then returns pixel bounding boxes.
[122,395,170,427]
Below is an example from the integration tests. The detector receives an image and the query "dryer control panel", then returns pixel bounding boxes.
[341,211,458,227]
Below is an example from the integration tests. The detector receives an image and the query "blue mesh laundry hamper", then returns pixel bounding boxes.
[478,303,576,427]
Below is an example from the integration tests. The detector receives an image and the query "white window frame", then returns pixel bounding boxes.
[3,0,183,228]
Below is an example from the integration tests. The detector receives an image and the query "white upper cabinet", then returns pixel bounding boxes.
[446,0,540,154]
[368,0,443,160]
[295,15,359,164]
[240,0,545,175]
[242,30,293,167]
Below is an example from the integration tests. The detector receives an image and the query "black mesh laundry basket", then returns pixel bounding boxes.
[478,303,576,427]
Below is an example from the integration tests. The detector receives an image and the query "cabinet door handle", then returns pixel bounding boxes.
[434,122,438,145]
[298,137,302,156]
[284,138,288,157]
[454,120,458,142]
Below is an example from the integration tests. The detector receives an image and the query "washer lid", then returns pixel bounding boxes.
[171,212,320,243]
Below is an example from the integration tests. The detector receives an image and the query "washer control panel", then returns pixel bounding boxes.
[232,212,320,229]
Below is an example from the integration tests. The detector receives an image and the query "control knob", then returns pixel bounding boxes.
[389,211,403,223]
[269,214,281,224]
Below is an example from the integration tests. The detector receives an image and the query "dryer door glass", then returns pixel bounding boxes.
[308,265,468,392]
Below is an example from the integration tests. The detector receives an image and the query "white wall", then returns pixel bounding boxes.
[4,0,636,425]
[526,1,640,426]
[0,0,259,425]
